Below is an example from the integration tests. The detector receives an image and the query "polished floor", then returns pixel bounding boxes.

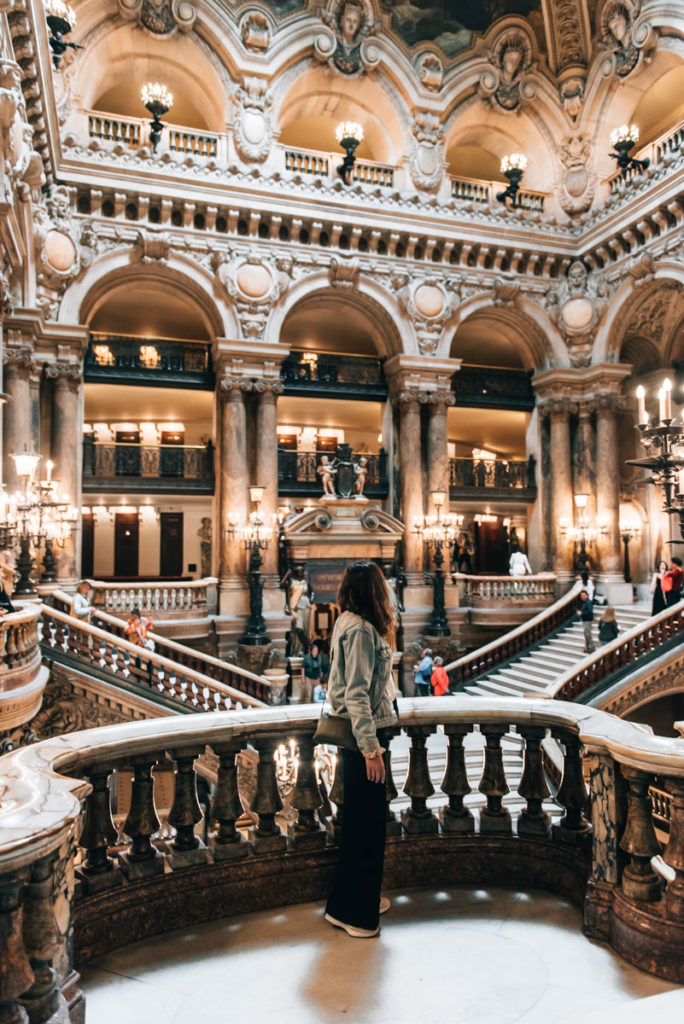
[80,886,683,1024]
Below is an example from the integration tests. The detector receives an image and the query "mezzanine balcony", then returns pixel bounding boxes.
[449,456,536,502]
[85,334,214,390]
[452,366,535,410]
[82,438,215,495]
[278,448,388,498]
[280,351,387,400]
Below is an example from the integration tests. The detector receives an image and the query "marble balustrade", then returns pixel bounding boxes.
[0,604,49,734]
[86,577,218,617]
[1,696,684,1023]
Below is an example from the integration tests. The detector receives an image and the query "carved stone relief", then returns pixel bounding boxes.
[417,52,444,93]
[543,260,611,366]
[478,25,537,112]
[240,10,271,52]
[118,0,196,36]
[558,136,595,215]
[408,111,444,193]
[214,251,291,338]
[316,0,380,75]
[397,277,454,355]
[598,0,654,79]
[233,77,274,164]
[33,185,80,320]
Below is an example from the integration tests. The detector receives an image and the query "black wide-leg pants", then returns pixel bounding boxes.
[325,746,387,932]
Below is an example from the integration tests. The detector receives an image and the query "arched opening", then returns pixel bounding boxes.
[277,68,403,164]
[623,692,684,737]
[445,107,555,193]
[73,24,227,132]
[630,65,684,148]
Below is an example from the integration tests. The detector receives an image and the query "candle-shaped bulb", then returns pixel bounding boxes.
[658,387,666,423]
[636,384,646,425]
[663,377,673,420]
[46,460,53,483]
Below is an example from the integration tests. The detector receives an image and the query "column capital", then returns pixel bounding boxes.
[2,345,35,377]
[585,390,626,415]
[45,362,83,389]
[537,394,578,417]
[385,354,461,407]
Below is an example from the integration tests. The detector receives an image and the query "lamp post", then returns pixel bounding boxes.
[559,493,608,574]
[496,153,527,208]
[609,124,649,179]
[414,490,462,636]
[627,378,684,540]
[619,523,641,584]
[141,82,173,153]
[44,0,82,69]
[336,121,363,185]
[232,485,273,646]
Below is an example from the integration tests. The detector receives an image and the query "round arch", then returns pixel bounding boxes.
[60,252,237,339]
[593,265,684,365]
[444,295,568,369]
[268,274,410,358]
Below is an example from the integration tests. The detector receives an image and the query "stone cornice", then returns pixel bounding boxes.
[385,354,461,404]
[2,309,89,361]
[533,363,633,407]
[214,340,286,396]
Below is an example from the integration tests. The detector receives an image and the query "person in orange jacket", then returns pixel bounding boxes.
[431,656,450,696]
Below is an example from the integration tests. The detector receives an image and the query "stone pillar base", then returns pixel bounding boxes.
[248,829,287,854]
[479,809,512,835]
[117,851,166,880]
[287,824,327,850]
[400,810,439,835]
[166,843,209,870]
[440,808,475,834]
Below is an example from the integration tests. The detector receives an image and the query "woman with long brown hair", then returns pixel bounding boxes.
[324,560,398,938]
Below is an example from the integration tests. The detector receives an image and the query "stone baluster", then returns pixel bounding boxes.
[0,871,33,1024]
[249,737,287,853]
[211,743,249,861]
[77,770,121,891]
[120,761,165,878]
[401,726,438,834]
[440,725,474,834]
[619,766,661,902]
[478,725,511,834]
[166,752,208,867]
[554,732,590,836]
[583,752,621,941]
[19,853,70,1024]
[289,734,325,848]
[384,728,402,837]
[517,726,551,838]
[663,778,684,919]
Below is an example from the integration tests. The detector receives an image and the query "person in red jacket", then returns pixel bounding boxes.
[431,656,450,696]
[664,557,684,607]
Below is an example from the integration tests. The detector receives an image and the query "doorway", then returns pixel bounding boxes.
[475,521,509,574]
[160,512,183,578]
[114,513,139,577]
[81,513,94,578]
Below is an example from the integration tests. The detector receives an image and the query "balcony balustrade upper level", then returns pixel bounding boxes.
[280,351,386,400]
[82,439,215,495]
[85,335,214,389]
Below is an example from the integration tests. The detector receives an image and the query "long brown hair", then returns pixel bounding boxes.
[337,561,393,637]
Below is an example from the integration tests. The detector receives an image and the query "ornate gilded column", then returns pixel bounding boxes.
[592,392,624,578]
[426,392,454,499]
[255,380,283,578]
[2,347,35,493]
[218,378,249,587]
[542,397,576,578]
[47,363,83,587]
[397,393,423,575]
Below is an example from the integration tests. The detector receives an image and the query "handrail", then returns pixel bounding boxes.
[48,590,274,700]
[40,605,267,709]
[550,600,684,702]
[446,581,583,682]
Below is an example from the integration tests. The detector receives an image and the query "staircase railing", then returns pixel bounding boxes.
[48,591,276,704]
[40,606,267,710]
[85,577,218,617]
[454,572,556,604]
[550,600,684,703]
[2,695,684,1011]
[446,581,583,686]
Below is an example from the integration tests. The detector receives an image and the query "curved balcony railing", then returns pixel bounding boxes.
[39,606,268,709]
[0,603,47,736]
[1,696,683,1024]
[550,600,684,703]
[85,577,218,617]
[445,582,582,684]
[280,351,387,399]
[454,572,557,605]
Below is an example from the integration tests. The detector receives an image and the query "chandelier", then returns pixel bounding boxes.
[496,153,527,207]
[44,0,82,69]
[627,378,684,534]
[559,494,608,573]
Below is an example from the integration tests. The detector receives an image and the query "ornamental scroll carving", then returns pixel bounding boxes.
[233,77,274,164]
[408,111,444,193]
[543,261,612,367]
[33,185,80,320]
[558,136,595,216]
[214,252,290,340]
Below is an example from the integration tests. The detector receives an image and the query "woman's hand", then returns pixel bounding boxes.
[365,754,386,784]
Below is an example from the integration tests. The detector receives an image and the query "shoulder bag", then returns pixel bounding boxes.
[313,710,358,751]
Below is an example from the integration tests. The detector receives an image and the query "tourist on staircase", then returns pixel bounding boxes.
[578,590,595,654]
[663,557,684,607]
[430,656,450,696]
[414,648,433,697]
[598,606,619,645]
[651,560,668,615]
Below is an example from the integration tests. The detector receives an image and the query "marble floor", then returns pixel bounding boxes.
[80,886,683,1024]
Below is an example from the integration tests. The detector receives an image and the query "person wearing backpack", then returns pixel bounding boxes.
[598,606,619,645]
[414,648,433,697]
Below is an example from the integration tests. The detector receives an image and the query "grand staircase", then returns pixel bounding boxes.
[457,604,650,699]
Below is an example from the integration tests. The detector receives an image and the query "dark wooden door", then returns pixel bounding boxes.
[81,513,94,578]
[160,512,183,578]
[114,513,139,578]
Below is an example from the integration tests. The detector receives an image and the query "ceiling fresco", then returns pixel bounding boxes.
[379,1,544,56]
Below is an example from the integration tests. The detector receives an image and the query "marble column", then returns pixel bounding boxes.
[574,406,594,503]
[219,383,249,584]
[547,402,575,578]
[2,350,34,493]
[255,383,282,577]
[594,396,622,577]
[426,397,451,500]
[398,396,423,575]
[48,364,83,588]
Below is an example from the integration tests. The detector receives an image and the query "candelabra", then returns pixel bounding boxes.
[141,82,173,153]
[0,453,79,597]
[227,486,274,646]
[336,121,363,185]
[414,490,463,636]
[44,0,82,69]
[609,124,649,179]
[628,378,684,539]
[496,153,527,208]
[559,494,608,574]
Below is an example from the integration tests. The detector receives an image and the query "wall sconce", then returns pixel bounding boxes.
[336,121,363,185]
[496,154,527,207]
[141,82,173,153]
[44,0,82,69]
[609,124,649,179]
